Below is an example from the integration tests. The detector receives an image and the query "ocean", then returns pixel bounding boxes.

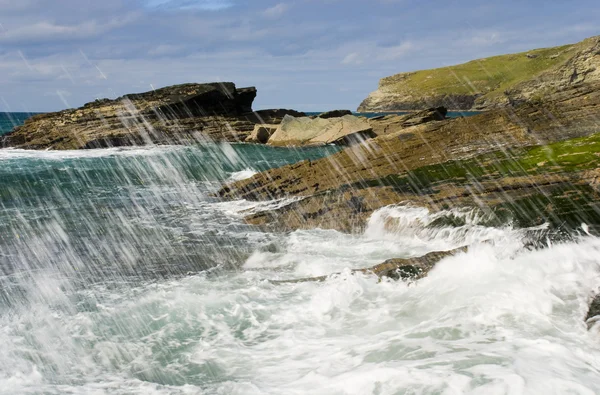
[1,114,600,394]
[0,112,39,136]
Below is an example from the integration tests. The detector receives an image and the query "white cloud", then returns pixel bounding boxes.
[264,3,289,19]
[0,14,138,44]
[341,52,363,65]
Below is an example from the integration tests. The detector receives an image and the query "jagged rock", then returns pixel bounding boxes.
[369,107,447,136]
[270,247,466,284]
[245,124,279,144]
[318,109,352,119]
[267,114,376,147]
[1,83,304,150]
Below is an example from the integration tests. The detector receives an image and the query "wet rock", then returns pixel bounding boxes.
[318,109,353,119]
[361,248,467,280]
[270,247,466,284]
[267,114,376,147]
[586,294,600,328]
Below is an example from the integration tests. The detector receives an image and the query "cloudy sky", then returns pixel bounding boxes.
[0,0,598,112]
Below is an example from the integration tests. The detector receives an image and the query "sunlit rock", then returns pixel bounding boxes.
[267,114,376,147]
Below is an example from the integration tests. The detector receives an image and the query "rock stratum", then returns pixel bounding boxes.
[358,35,600,111]
[1,82,305,150]
[219,81,600,234]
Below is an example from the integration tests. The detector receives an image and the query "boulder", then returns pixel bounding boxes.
[245,124,279,144]
[318,109,352,119]
[267,114,376,147]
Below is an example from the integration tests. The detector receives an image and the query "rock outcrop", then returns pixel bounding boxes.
[1,82,305,150]
[317,109,353,119]
[266,114,376,147]
[219,81,600,234]
[358,35,600,111]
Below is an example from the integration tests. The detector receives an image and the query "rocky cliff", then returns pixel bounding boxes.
[358,35,600,111]
[1,82,304,150]
[220,81,600,234]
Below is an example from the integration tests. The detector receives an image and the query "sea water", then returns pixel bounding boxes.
[1,124,600,394]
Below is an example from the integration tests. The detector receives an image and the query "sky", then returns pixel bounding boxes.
[0,0,598,112]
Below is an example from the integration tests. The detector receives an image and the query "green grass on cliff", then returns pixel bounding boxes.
[363,132,600,192]
[380,44,575,99]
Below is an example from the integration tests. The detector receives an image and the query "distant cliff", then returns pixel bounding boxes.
[1,82,303,150]
[358,35,600,111]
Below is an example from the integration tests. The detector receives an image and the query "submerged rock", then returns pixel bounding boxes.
[267,114,376,147]
[1,83,304,150]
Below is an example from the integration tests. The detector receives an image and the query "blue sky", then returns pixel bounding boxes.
[0,0,598,112]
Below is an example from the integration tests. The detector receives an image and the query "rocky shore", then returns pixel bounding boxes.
[3,35,600,325]
[219,81,600,234]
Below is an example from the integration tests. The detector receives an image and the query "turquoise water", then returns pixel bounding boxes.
[0,112,39,135]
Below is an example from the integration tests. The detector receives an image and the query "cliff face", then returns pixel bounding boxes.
[358,35,600,111]
[220,81,600,233]
[1,82,303,150]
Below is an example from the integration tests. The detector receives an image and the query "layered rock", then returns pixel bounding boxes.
[368,107,447,136]
[219,82,600,234]
[358,35,600,111]
[266,114,376,147]
[1,82,304,150]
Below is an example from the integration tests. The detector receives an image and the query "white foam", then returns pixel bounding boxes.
[0,145,193,160]
[227,168,258,182]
